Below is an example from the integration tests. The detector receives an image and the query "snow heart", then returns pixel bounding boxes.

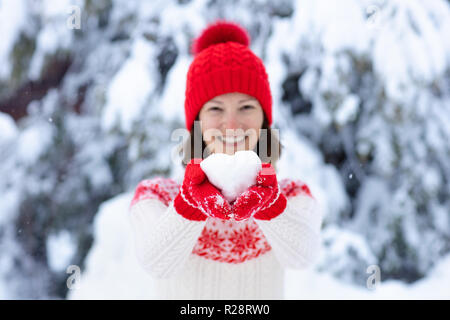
[200,150,262,203]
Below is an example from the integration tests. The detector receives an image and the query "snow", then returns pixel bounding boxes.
[335,94,360,126]
[101,37,156,133]
[16,121,53,166]
[158,55,190,124]
[0,188,20,228]
[0,0,27,78]
[315,0,370,55]
[200,150,262,203]
[214,194,224,206]
[275,129,345,224]
[46,230,77,272]
[0,112,18,145]
[28,0,79,80]
[67,193,159,299]
[285,253,450,299]
[372,0,450,103]
[422,166,441,194]
[353,177,390,232]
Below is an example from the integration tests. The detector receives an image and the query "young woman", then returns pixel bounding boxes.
[129,21,323,299]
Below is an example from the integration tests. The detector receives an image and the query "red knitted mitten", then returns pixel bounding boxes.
[174,158,232,221]
[232,163,287,221]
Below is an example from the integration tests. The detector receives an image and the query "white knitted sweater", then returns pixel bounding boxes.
[129,177,323,299]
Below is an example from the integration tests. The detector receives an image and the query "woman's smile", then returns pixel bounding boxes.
[217,135,247,145]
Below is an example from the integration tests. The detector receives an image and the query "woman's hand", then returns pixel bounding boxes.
[175,158,232,220]
[232,163,286,221]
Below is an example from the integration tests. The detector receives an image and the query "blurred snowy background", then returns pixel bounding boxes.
[0,0,449,299]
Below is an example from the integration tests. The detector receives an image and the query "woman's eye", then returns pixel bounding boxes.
[241,105,254,110]
[209,107,222,112]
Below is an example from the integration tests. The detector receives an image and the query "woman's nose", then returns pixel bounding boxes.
[223,113,241,131]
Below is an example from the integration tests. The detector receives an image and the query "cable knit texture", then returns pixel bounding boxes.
[129,176,323,299]
[184,21,272,130]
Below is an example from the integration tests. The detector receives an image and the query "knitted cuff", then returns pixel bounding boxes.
[173,190,208,222]
[253,192,287,221]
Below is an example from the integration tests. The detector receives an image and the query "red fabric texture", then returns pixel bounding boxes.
[175,159,232,220]
[192,219,272,263]
[184,20,272,131]
[232,163,286,221]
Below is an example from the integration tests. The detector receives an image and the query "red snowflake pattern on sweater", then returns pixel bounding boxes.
[192,219,271,263]
[279,178,313,199]
[130,177,180,208]
[195,228,226,256]
[130,176,313,263]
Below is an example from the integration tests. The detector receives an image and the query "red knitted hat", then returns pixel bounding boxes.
[184,20,272,131]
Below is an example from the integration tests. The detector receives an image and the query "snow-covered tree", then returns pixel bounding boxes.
[0,0,449,298]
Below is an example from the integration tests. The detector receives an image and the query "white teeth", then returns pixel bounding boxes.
[218,135,246,144]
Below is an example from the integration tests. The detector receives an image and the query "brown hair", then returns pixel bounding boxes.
[179,116,282,169]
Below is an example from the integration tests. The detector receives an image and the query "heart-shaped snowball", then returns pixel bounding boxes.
[200,150,262,203]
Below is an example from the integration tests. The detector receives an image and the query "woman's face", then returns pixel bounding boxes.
[198,92,264,155]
